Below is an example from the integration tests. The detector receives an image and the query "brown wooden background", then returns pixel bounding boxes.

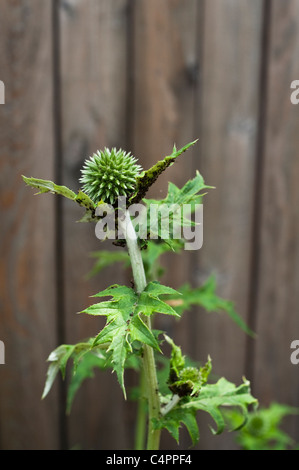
[1,0,299,450]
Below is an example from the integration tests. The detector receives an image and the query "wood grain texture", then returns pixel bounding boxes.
[252,0,299,440]
[59,0,130,450]
[0,0,59,449]
[194,0,264,449]
[1,0,299,451]
[132,0,198,186]
[131,0,199,449]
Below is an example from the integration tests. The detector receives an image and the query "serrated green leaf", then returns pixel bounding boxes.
[145,281,181,297]
[22,176,97,222]
[130,140,198,204]
[42,344,75,399]
[108,332,130,398]
[138,282,180,317]
[225,402,299,450]
[164,335,185,377]
[155,376,257,446]
[66,350,109,414]
[153,407,199,446]
[173,170,213,205]
[93,319,124,346]
[42,338,111,400]
[77,211,96,223]
[42,362,61,400]
[181,410,200,446]
[138,294,179,317]
[87,250,129,279]
[170,140,199,159]
[141,240,184,281]
[130,314,161,351]
[144,171,212,209]
[83,286,136,326]
[81,282,182,396]
[199,357,212,387]
[143,170,212,242]
[167,276,255,337]
[43,336,142,414]
[82,282,182,394]
[82,300,124,318]
[152,416,180,444]
[182,377,258,435]
[87,282,180,318]
[93,284,135,300]
[75,190,96,211]
[22,176,77,200]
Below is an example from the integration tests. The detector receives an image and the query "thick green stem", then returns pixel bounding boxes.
[134,368,147,450]
[161,394,180,416]
[121,210,161,450]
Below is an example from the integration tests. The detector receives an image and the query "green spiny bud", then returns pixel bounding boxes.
[80,148,142,204]
[179,366,200,383]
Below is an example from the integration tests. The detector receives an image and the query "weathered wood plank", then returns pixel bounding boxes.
[252,0,299,442]
[132,0,198,188]
[0,0,59,449]
[132,0,199,449]
[59,0,130,450]
[194,0,264,449]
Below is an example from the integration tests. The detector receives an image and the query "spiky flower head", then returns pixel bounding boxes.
[80,148,142,205]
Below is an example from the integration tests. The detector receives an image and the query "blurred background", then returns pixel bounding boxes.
[1,0,299,450]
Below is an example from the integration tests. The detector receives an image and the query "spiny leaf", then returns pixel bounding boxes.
[84,282,180,319]
[130,140,198,204]
[164,335,185,377]
[166,276,255,337]
[66,350,110,414]
[87,240,184,282]
[83,282,177,396]
[42,339,112,406]
[42,345,75,399]
[171,170,213,205]
[141,240,184,280]
[154,376,257,446]
[93,284,135,300]
[138,282,181,317]
[75,190,97,211]
[87,250,129,279]
[138,293,180,317]
[225,402,299,450]
[144,170,213,209]
[182,377,258,435]
[108,331,131,398]
[93,318,125,345]
[42,341,100,400]
[130,314,160,351]
[143,171,213,242]
[145,281,180,297]
[22,176,97,222]
[153,408,199,446]
[22,176,77,200]
[82,301,126,318]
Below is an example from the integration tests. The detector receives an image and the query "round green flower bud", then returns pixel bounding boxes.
[80,148,142,204]
[180,367,200,383]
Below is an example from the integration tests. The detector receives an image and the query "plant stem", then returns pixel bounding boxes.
[134,368,147,450]
[161,394,180,416]
[121,210,161,450]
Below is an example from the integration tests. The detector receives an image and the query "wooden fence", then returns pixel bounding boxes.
[1,0,299,450]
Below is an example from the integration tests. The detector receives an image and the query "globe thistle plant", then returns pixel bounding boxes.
[22,140,258,451]
[79,148,142,205]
